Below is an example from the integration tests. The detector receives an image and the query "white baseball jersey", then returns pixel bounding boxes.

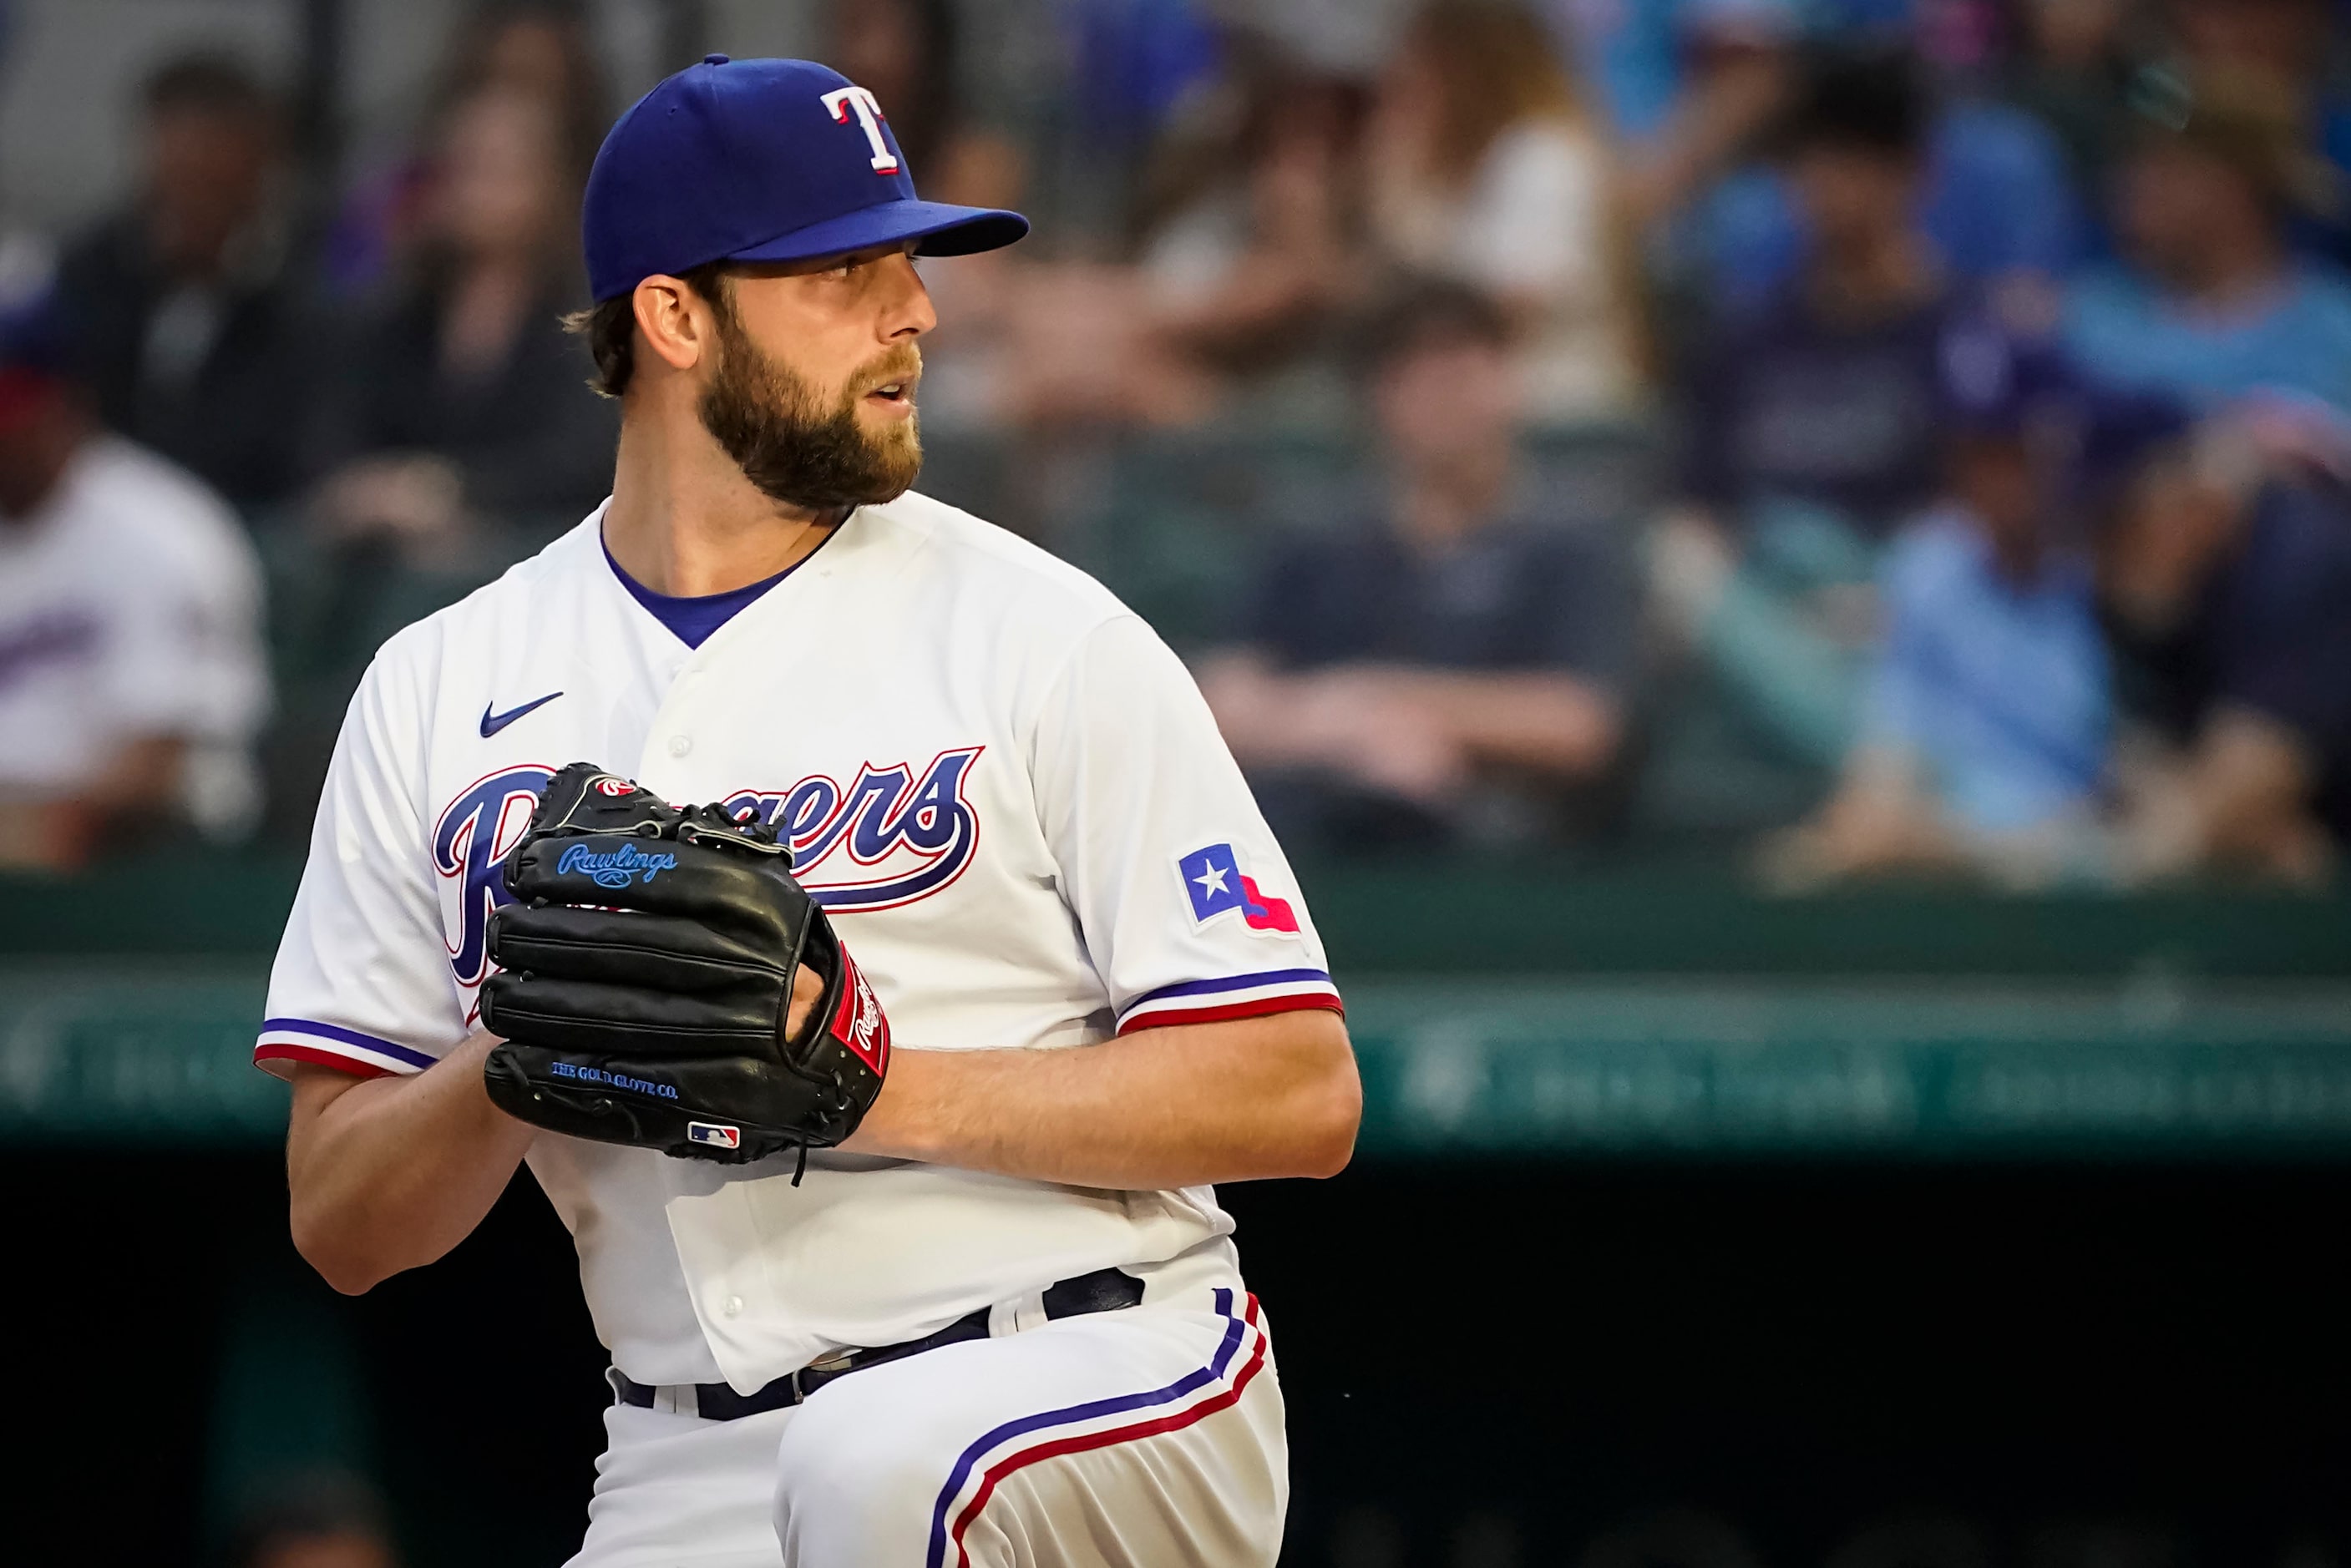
[257,492,1341,1395]
[0,435,268,835]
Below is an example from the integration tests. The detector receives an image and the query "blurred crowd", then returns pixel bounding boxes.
[6,0,2351,892]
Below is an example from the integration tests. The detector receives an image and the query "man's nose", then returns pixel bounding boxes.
[878,251,938,341]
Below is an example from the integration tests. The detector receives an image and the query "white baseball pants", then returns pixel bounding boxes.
[565,1284,1286,1566]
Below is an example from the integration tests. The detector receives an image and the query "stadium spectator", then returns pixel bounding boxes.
[1765,318,2112,890]
[1655,47,1954,771]
[1684,43,2085,316]
[2001,0,2141,220]
[322,0,610,297]
[990,58,1366,432]
[439,0,610,185]
[1677,48,1953,537]
[1198,281,1637,852]
[0,291,268,870]
[306,84,615,562]
[1362,0,1644,421]
[2061,66,2351,415]
[1555,0,1801,235]
[2164,0,2351,263]
[1137,56,1365,367]
[2092,401,2351,886]
[53,53,320,508]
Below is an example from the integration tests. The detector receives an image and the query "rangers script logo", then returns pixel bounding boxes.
[433,763,556,989]
[432,747,981,999]
[724,746,983,913]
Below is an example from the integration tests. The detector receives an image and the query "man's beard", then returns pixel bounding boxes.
[697,309,923,511]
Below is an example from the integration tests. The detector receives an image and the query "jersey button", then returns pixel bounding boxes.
[722,1295,744,1318]
[667,735,692,757]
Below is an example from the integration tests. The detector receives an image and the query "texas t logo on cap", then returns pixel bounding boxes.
[821,85,899,172]
[581,56,1026,304]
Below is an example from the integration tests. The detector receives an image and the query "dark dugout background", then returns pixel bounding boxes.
[23,1151,2350,1568]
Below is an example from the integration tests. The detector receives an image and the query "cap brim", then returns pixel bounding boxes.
[727,199,1030,267]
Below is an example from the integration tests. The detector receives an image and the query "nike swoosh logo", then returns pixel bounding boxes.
[480,691,564,738]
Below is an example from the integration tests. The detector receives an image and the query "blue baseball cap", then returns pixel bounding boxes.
[581,56,1029,304]
[0,284,68,377]
[0,285,73,432]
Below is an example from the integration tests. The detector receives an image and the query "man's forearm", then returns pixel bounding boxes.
[843,1010,1360,1189]
[1202,656,1621,783]
[286,1032,535,1293]
[1316,665,1622,780]
[288,1003,1356,1289]
[1411,670,1622,779]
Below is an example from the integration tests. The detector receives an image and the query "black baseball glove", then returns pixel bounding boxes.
[479,762,891,1166]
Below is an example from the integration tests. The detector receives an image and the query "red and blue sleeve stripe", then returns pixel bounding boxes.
[1114,968,1342,1034]
[253,1018,443,1079]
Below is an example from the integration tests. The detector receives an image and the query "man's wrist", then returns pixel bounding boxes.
[839,1047,940,1161]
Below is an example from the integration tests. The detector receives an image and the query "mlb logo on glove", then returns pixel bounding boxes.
[688,1122,742,1150]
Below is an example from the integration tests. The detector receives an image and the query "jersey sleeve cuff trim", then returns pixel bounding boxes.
[255,1017,438,1076]
[1117,993,1344,1034]
[1115,971,1343,1034]
[1119,968,1333,1010]
[254,1043,397,1080]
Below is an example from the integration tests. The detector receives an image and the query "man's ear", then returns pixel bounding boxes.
[632,275,709,373]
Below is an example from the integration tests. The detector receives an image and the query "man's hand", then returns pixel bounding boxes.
[285,964,823,1297]
[2117,708,2333,886]
[312,453,468,562]
[0,736,190,871]
[1759,746,1967,892]
[786,962,827,1042]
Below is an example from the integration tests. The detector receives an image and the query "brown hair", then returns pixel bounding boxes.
[396,84,589,306]
[429,1,611,202]
[143,52,277,124]
[561,260,737,398]
[1401,0,1586,178]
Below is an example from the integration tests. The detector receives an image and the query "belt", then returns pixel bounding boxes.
[611,1267,1145,1421]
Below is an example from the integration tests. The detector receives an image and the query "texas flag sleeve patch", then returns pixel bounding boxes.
[1179,842,1301,933]
[1121,844,1338,1034]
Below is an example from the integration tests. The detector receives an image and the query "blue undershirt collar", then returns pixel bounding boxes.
[601,524,837,650]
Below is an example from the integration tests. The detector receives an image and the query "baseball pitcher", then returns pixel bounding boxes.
[259,55,1358,1568]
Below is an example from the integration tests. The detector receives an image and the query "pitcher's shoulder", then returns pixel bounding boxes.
[861,490,1133,627]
